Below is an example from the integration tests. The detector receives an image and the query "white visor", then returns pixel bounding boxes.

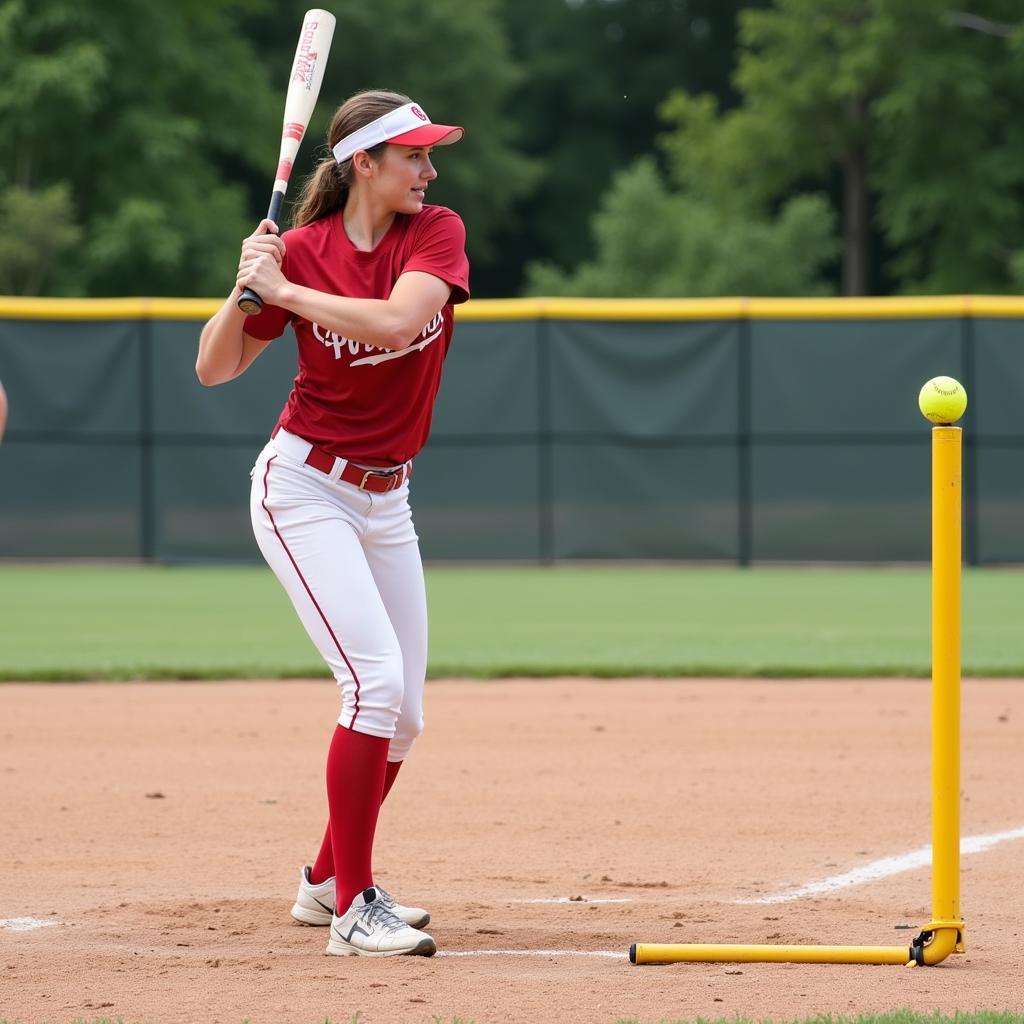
[332,102,464,164]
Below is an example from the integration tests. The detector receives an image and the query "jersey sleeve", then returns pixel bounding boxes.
[401,207,471,305]
[239,239,294,341]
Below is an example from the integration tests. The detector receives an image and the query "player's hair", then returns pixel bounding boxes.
[292,89,412,227]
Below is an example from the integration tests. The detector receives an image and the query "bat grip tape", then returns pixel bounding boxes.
[238,191,287,315]
[265,190,285,233]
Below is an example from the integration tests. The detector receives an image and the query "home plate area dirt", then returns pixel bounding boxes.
[1,678,1022,1023]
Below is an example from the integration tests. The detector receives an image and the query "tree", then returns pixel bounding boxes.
[490,0,759,296]
[653,0,1024,295]
[526,157,837,296]
[0,0,281,297]
[0,0,535,297]
[0,185,82,294]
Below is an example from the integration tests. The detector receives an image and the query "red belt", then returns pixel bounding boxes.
[303,444,411,493]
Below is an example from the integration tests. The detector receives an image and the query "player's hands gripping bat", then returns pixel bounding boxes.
[237,9,336,315]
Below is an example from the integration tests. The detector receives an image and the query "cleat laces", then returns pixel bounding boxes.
[357,898,406,933]
[375,886,400,912]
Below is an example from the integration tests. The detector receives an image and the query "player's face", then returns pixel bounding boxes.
[376,144,438,214]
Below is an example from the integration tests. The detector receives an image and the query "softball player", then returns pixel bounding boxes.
[196,89,469,958]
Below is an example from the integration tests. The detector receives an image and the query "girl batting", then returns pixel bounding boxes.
[196,89,469,957]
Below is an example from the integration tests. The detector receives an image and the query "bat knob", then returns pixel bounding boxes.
[237,288,264,315]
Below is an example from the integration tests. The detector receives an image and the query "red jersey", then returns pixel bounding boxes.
[244,204,470,465]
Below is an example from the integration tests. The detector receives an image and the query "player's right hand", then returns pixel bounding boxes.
[240,219,286,267]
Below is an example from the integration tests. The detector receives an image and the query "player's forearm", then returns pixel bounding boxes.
[278,284,415,351]
[196,289,249,385]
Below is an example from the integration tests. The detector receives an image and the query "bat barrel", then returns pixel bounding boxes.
[237,8,335,317]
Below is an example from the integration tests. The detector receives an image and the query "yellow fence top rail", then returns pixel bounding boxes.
[1,295,1023,321]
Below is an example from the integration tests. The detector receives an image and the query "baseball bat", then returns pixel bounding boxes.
[238,8,336,315]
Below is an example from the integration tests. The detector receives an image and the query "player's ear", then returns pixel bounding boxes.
[351,150,376,178]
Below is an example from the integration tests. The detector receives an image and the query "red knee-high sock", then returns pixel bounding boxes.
[325,724,390,912]
[310,823,334,886]
[381,758,403,802]
[309,758,404,885]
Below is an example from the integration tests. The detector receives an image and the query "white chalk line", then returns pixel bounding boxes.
[737,824,1024,905]
[9,827,1020,943]
[0,917,57,932]
[438,949,627,958]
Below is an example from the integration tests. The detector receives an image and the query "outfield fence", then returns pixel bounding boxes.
[1,296,1022,564]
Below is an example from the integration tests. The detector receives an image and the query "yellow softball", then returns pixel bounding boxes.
[919,376,967,425]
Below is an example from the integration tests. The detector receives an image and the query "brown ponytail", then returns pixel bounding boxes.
[291,158,346,227]
[291,88,412,228]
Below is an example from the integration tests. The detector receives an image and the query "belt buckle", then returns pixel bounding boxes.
[357,465,405,492]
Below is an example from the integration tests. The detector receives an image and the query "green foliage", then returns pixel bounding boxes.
[0,0,278,297]
[491,0,755,294]
[526,157,837,297]
[0,183,82,293]
[0,0,532,296]
[652,0,1024,294]
[539,0,1024,297]
[865,3,1024,292]
[1009,249,1024,291]
[731,0,1024,292]
[4,0,1022,298]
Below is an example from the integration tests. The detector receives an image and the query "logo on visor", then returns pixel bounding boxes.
[411,106,428,121]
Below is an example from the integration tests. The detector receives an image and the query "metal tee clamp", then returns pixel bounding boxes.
[630,424,967,968]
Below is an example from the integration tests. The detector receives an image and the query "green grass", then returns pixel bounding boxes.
[1,563,1023,680]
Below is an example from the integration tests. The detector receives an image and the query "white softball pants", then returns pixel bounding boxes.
[249,429,427,760]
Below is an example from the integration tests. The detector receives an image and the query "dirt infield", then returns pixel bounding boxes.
[1,678,1022,1024]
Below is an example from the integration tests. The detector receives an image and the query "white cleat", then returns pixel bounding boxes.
[376,883,431,929]
[326,887,436,958]
[291,866,431,928]
[290,866,336,926]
